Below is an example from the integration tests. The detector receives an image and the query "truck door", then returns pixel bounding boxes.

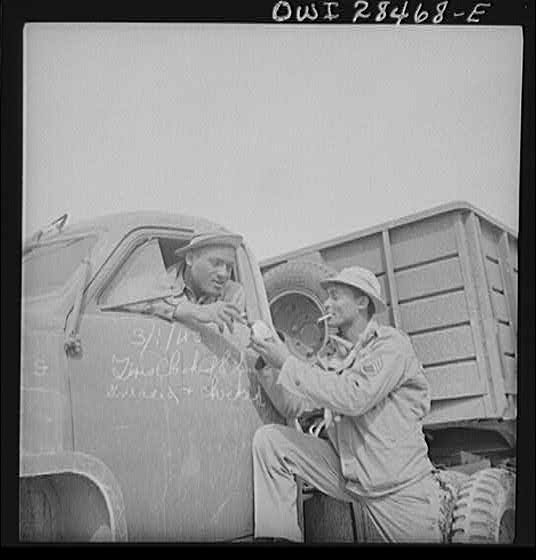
[67,230,281,541]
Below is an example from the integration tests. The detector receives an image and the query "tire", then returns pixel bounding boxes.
[263,261,336,360]
[450,467,516,543]
[20,474,115,542]
[20,477,60,541]
[433,469,470,543]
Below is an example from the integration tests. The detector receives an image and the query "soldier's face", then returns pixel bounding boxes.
[324,285,367,329]
[187,245,236,297]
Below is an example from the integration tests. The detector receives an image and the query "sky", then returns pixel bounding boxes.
[23,23,523,261]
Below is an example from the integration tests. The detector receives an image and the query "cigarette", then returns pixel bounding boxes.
[317,313,333,323]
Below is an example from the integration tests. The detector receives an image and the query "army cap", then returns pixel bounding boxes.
[174,231,243,257]
[320,266,387,314]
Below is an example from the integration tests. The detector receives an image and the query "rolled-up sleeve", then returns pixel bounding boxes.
[277,339,407,417]
[121,294,186,322]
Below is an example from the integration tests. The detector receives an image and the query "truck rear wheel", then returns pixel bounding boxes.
[263,261,336,360]
[450,467,516,543]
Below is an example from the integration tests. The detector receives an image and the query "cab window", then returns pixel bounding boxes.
[98,237,188,307]
[98,236,242,309]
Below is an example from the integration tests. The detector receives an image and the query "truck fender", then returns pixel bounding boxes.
[20,451,128,541]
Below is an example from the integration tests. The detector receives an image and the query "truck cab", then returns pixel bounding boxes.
[20,212,282,542]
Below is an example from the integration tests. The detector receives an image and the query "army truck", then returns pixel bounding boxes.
[19,212,284,542]
[20,202,517,543]
[260,201,518,544]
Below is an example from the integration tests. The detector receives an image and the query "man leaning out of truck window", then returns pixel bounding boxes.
[249,266,441,543]
[123,232,246,333]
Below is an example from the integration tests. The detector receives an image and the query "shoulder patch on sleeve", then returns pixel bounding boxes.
[360,356,384,376]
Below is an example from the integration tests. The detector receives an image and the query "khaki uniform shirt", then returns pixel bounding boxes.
[120,263,245,321]
[258,319,434,498]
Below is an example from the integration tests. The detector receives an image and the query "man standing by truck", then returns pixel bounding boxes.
[249,266,441,543]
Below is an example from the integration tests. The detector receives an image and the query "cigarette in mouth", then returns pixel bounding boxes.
[317,313,333,323]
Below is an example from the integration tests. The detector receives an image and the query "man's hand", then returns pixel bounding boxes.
[250,334,292,370]
[175,300,245,333]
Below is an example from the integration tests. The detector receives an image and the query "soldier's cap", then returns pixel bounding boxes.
[320,266,387,314]
[174,231,243,257]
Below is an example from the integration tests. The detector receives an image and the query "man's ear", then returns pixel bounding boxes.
[356,295,370,312]
[185,250,194,267]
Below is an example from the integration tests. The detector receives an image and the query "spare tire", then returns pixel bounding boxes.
[263,260,336,361]
[450,467,516,543]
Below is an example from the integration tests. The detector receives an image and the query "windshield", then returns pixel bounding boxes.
[22,236,97,298]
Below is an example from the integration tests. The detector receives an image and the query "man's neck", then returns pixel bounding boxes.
[183,266,201,300]
[340,314,370,345]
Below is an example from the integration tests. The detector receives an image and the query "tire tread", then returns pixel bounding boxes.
[450,468,515,544]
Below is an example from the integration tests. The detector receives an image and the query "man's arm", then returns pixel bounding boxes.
[253,360,317,420]
[118,295,244,333]
[172,299,245,333]
[117,297,179,322]
[224,280,246,313]
[249,335,330,420]
[276,337,408,417]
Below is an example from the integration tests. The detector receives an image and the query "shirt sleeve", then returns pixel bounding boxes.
[255,365,317,420]
[120,294,187,322]
[276,337,407,417]
[224,281,246,312]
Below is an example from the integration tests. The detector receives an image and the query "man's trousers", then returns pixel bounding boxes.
[252,424,442,543]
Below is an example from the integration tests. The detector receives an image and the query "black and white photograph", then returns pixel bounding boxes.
[2,0,534,546]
